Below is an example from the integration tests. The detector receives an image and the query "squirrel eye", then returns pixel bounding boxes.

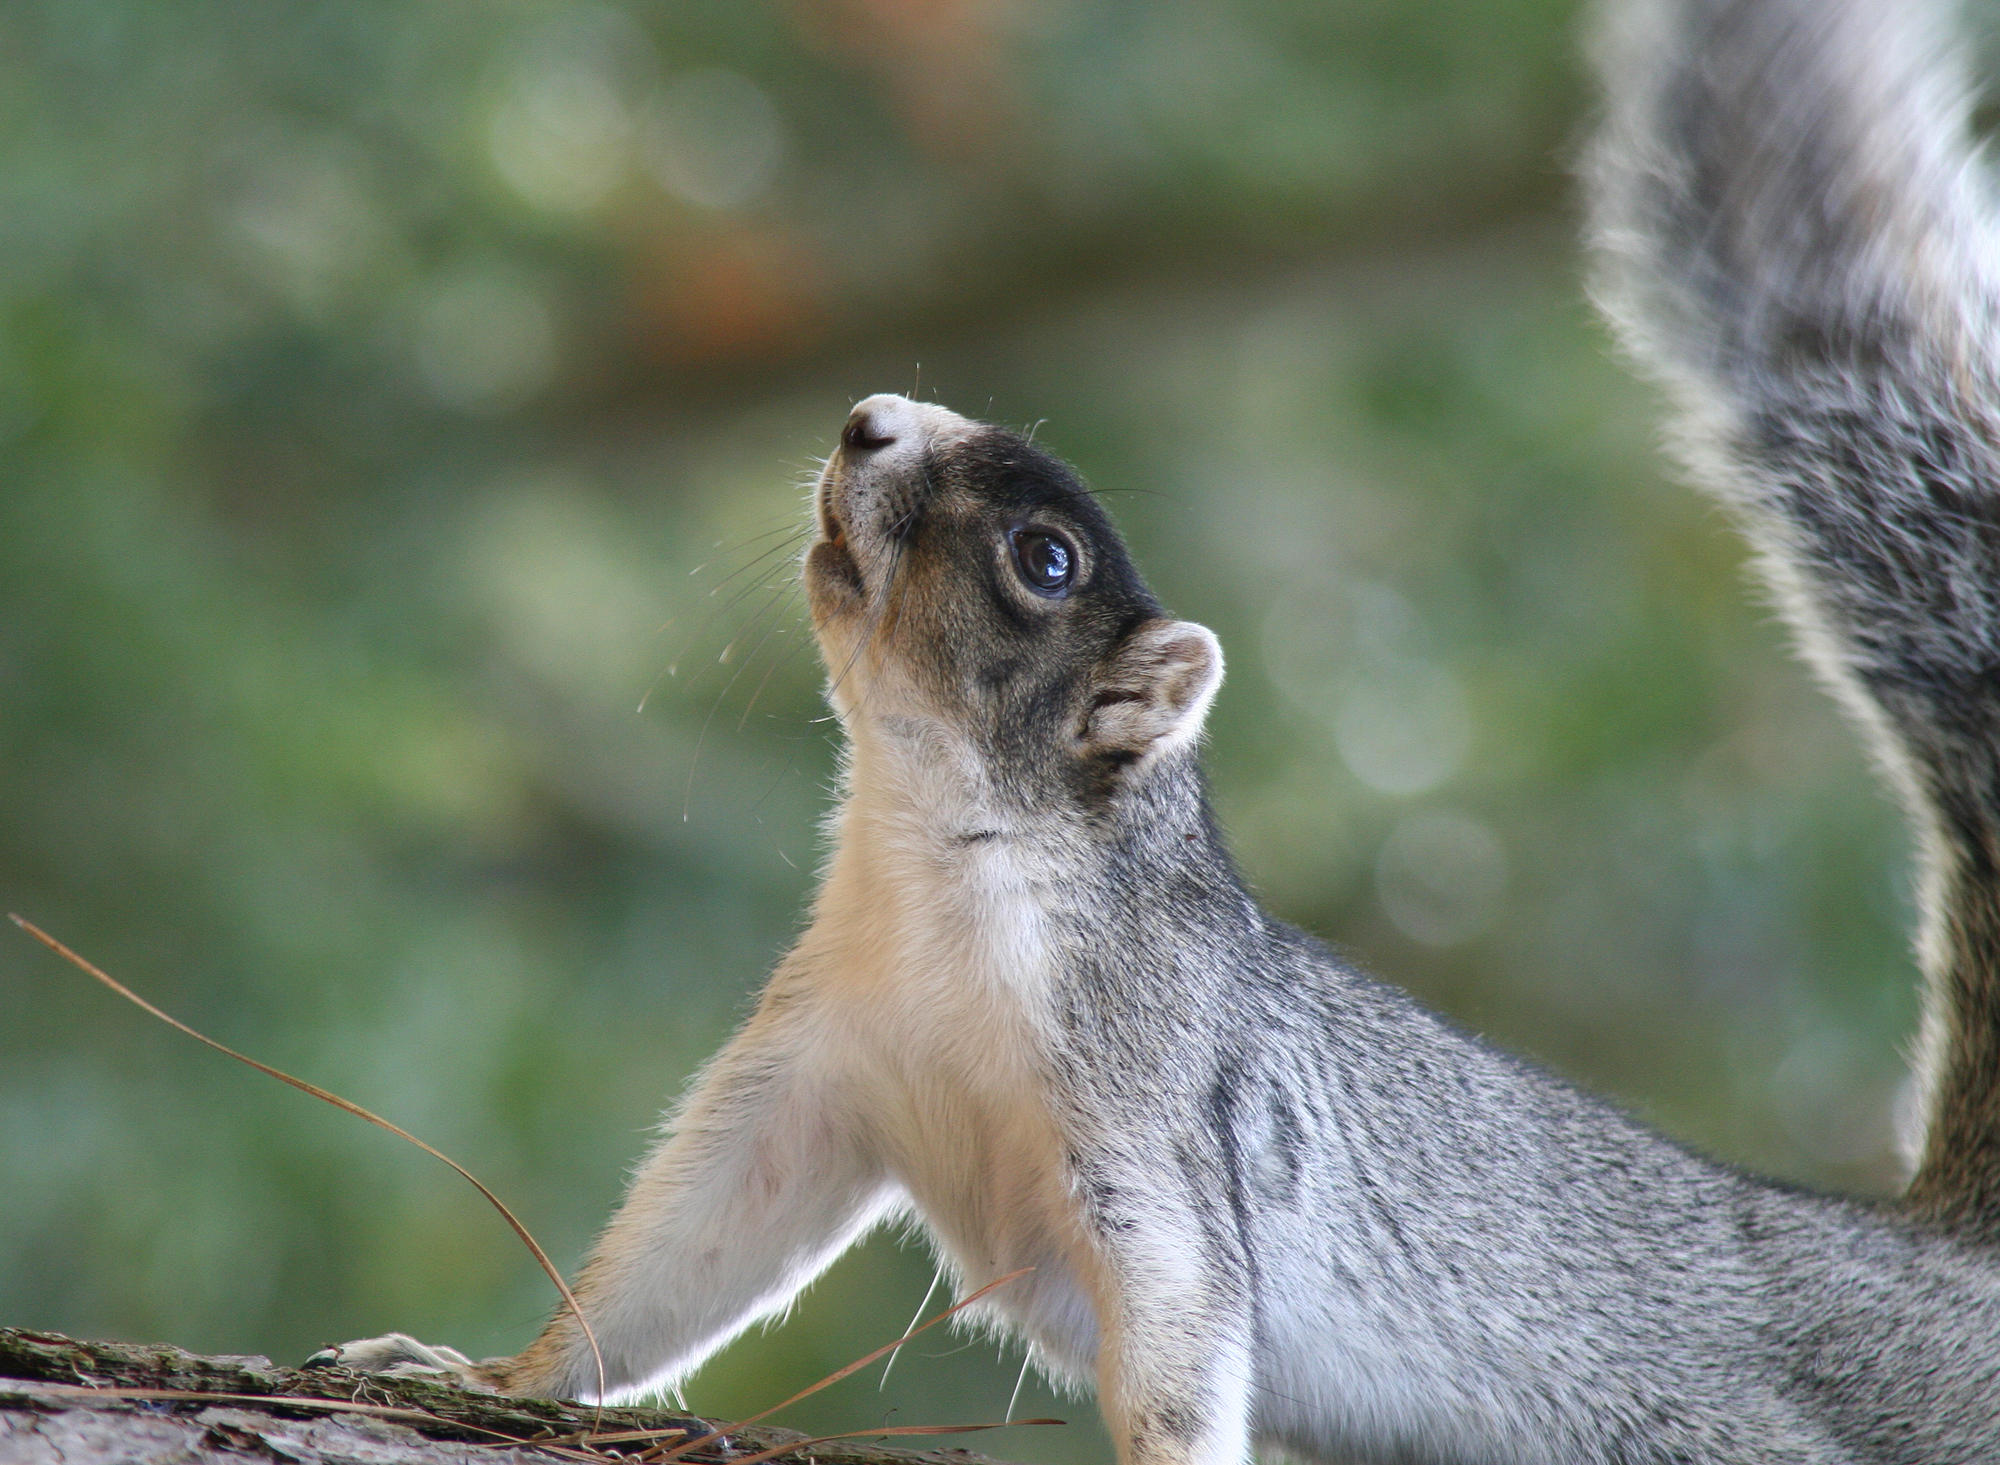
[1010,528,1075,596]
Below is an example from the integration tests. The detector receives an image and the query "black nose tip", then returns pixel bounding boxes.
[841,406,896,453]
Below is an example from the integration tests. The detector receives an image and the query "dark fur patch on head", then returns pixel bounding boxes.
[815,416,1187,806]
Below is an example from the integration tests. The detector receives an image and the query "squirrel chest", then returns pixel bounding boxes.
[800,736,1107,1378]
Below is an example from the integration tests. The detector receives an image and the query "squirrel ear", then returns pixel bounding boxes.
[1079,618,1224,762]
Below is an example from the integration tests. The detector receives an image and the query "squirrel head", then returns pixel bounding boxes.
[805,394,1222,810]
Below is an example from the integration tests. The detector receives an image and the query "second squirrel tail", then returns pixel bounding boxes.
[1586,0,2000,1240]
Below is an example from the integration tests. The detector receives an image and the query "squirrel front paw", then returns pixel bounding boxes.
[304,1333,506,1393]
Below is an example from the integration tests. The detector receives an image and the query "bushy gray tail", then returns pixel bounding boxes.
[1587,0,2000,1241]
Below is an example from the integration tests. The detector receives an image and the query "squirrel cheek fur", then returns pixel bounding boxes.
[320,1,2000,1459]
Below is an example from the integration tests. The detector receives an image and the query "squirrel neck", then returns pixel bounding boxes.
[806,713,1258,1006]
[828,711,1230,867]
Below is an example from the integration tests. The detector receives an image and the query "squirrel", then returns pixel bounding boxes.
[312,0,2000,1458]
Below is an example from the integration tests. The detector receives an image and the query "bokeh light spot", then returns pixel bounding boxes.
[644,69,784,211]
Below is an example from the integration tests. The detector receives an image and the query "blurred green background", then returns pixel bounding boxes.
[4,1,1986,1459]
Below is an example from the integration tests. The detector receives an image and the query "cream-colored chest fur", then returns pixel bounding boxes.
[796,721,1105,1380]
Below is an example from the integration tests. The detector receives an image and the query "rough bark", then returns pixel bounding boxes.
[0,1328,1024,1465]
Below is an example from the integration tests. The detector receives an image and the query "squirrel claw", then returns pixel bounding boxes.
[302,1333,501,1393]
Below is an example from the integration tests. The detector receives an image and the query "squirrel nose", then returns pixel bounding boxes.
[835,394,971,462]
[841,401,898,453]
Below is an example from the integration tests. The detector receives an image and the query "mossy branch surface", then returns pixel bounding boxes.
[0,1327,1021,1465]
